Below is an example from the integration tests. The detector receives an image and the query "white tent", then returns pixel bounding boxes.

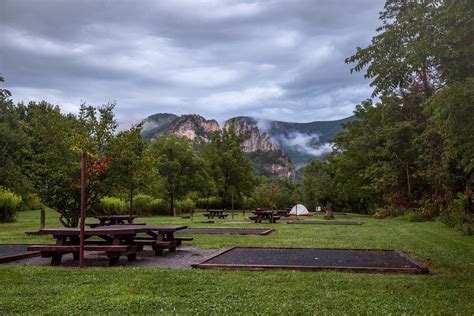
[289,204,310,216]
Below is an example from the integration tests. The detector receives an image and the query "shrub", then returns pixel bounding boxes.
[149,199,169,215]
[175,198,195,214]
[373,208,389,219]
[405,211,426,222]
[19,193,43,212]
[195,196,221,209]
[439,194,474,235]
[0,187,22,222]
[133,194,155,214]
[132,194,170,215]
[98,197,126,215]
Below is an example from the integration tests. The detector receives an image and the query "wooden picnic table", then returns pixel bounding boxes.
[204,210,228,219]
[250,210,280,223]
[94,214,137,226]
[27,224,189,266]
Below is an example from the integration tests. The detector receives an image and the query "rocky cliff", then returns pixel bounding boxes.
[143,113,219,143]
[224,117,280,152]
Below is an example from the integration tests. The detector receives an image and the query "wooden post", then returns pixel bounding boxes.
[79,152,86,268]
[40,207,45,229]
[231,190,234,219]
[271,186,276,211]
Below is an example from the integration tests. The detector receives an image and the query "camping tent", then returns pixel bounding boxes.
[289,204,310,216]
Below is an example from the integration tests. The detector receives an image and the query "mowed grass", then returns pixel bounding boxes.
[1,209,473,314]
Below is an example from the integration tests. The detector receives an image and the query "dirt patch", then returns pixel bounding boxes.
[177,228,274,235]
[193,247,428,274]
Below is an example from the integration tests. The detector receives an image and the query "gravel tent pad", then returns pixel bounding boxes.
[193,247,428,274]
[287,221,362,225]
[177,228,274,235]
[0,244,40,263]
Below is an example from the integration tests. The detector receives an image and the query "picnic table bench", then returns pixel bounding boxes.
[204,210,228,219]
[27,225,189,266]
[276,209,290,217]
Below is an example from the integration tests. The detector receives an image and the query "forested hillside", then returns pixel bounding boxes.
[303,0,474,234]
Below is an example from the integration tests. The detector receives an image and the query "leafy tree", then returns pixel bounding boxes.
[146,134,204,216]
[107,123,147,213]
[0,97,30,195]
[21,101,117,227]
[201,129,255,209]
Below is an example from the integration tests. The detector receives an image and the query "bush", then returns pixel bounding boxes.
[133,194,170,215]
[404,211,426,222]
[195,196,221,209]
[19,193,43,212]
[373,205,407,219]
[98,197,126,215]
[439,194,474,235]
[133,194,155,213]
[149,199,169,216]
[0,187,22,222]
[175,198,195,214]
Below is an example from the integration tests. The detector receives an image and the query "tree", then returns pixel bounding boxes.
[0,75,11,101]
[21,101,118,227]
[0,88,30,195]
[146,134,204,216]
[200,129,255,209]
[107,123,147,213]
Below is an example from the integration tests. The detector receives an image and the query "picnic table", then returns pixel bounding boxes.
[204,210,228,219]
[27,224,189,266]
[94,214,137,226]
[250,210,280,223]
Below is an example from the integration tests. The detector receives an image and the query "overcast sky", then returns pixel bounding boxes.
[1,0,384,127]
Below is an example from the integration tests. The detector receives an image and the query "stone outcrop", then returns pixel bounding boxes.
[169,114,220,142]
[224,117,294,177]
[224,117,280,153]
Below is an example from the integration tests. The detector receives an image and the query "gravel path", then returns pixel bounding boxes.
[2,246,228,269]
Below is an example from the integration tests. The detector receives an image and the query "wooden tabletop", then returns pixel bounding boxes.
[95,215,137,219]
[38,225,187,236]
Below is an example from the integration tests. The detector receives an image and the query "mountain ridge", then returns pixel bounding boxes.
[142,113,353,176]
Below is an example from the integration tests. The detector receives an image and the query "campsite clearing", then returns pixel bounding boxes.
[0,209,473,314]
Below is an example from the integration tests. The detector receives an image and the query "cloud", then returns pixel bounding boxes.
[1,0,385,127]
[274,132,333,157]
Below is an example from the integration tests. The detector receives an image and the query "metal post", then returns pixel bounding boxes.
[79,152,86,268]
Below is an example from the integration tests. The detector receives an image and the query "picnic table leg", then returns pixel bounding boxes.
[107,235,121,266]
[165,232,177,252]
[50,235,66,265]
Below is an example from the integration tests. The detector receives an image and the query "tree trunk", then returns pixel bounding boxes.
[129,183,134,218]
[405,162,412,202]
[170,192,175,217]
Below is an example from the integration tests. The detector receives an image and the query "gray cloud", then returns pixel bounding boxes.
[1,0,384,127]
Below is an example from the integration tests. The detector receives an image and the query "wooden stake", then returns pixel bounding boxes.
[79,152,86,268]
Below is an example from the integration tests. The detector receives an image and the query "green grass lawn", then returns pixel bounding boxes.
[1,209,473,314]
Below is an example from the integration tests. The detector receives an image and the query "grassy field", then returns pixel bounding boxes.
[1,209,473,314]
